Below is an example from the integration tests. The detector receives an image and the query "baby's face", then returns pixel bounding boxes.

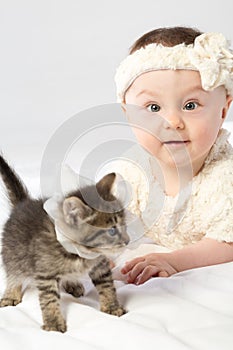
[124,70,232,175]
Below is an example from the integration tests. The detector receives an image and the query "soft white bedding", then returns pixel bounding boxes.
[1,251,233,350]
[1,121,233,350]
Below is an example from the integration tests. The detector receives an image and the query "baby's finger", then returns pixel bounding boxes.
[135,265,160,285]
[158,270,169,277]
[127,261,147,283]
[121,256,145,274]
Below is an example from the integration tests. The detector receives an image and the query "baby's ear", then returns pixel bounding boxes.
[63,196,92,225]
[96,173,116,195]
[222,95,233,120]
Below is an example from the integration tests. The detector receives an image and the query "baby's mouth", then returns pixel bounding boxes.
[163,140,190,145]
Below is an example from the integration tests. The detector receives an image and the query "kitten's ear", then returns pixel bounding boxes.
[63,196,92,225]
[96,173,116,194]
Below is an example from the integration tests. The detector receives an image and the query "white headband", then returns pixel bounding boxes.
[115,32,233,102]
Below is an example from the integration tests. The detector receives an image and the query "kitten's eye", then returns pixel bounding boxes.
[184,102,198,110]
[147,104,161,112]
[108,227,117,236]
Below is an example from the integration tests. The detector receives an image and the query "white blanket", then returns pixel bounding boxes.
[1,243,233,350]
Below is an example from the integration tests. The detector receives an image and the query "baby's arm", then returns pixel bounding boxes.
[121,238,233,284]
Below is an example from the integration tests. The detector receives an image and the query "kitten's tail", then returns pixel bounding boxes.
[0,154,29,206]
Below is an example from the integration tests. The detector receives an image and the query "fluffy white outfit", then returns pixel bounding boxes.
[112,128,233,250]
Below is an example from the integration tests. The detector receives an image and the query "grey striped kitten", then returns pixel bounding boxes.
[0,154,128,332]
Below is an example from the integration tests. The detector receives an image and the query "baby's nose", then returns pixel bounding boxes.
[163,113,185,129]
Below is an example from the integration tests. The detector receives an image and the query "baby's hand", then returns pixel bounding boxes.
[121,253,178,285]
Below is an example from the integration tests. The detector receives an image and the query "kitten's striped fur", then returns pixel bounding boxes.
[0,154,128,332]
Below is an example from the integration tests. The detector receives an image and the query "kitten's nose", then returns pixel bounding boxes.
[123,234,130,245]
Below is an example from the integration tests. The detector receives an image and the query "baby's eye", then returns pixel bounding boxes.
[147,104,161,112]
[184,102,199,110]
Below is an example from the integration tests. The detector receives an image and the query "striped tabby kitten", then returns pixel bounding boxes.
[0,155,129,332]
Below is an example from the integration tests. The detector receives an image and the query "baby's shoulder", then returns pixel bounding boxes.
[206,153,233,177]
[115,144,152,176]
[197,153,233,199]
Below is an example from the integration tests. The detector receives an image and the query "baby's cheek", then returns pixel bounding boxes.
[134,129,160,153]
[194,129,218,156]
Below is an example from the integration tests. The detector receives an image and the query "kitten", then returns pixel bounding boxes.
[0,154,129,332]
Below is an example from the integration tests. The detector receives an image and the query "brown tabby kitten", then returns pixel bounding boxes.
[0,154,129,332]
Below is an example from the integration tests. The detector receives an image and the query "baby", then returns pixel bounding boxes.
[113,26,233,284]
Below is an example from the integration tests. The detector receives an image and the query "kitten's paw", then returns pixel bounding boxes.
[42,319,67,333]
[0,297,22,307]
[63,281,85,298]
[101,304,127,316]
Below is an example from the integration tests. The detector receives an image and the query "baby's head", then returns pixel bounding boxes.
[115,26,233,174]
[129,26,201,53]
[115,26,233,102]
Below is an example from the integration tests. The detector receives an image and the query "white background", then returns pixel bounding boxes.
[1,0,233,167]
